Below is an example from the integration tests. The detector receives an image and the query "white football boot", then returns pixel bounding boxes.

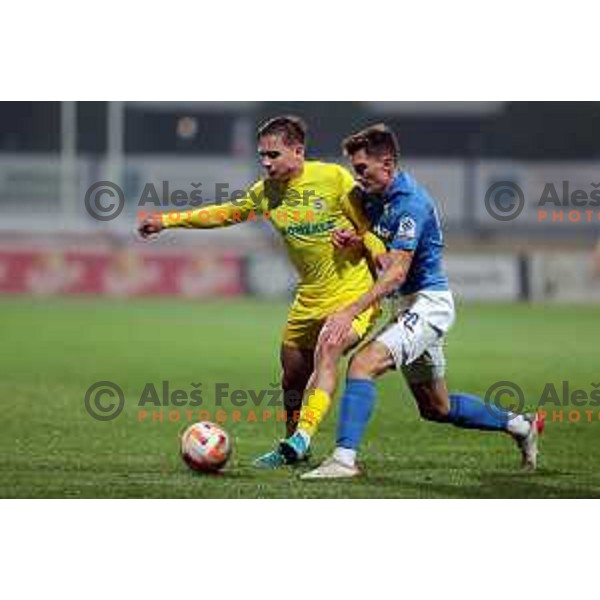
[515,412,545,470]
[301,456,361,480]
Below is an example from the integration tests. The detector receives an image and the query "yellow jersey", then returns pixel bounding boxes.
[161,160,384,319]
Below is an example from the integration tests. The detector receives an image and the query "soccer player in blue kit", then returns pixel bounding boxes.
[289,124,545,479]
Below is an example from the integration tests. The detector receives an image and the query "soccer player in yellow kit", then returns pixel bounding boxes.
[139,116,385,468]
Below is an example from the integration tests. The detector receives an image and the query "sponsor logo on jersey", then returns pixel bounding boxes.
[395,215,417,241]
[285,220,335,237]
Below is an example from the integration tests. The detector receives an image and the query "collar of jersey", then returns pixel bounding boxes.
[383,171,413,202]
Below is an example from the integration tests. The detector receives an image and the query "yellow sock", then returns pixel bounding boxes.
[298,388,332,438]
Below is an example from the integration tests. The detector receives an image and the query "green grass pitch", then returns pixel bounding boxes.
[1,297,599,498]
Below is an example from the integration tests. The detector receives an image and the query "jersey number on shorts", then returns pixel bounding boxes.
[402,310,420,333]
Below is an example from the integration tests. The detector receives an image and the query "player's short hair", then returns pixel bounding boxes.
[257,115,307,146]
[343,124,400,164]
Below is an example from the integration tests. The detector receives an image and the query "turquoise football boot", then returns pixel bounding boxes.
[253,447,286,470]
[279,431,310,465]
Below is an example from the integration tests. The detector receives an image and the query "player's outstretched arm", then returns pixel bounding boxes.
[138,185,264,239]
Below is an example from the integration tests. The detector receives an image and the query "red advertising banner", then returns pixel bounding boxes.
[0,248,244,298]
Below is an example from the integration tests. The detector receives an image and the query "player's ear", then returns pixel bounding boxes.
[383,156,395,174]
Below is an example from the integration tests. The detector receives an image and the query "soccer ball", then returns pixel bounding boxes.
[181,422,232,473]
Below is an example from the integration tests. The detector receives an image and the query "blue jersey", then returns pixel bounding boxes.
[362,171,449,296]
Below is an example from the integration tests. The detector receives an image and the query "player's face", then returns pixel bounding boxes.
[349,149,395,195]
[258,134,305,181]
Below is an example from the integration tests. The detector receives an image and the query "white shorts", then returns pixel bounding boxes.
[376,290,456,384]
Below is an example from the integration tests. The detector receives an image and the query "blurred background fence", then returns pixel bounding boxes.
[1,101,599,302]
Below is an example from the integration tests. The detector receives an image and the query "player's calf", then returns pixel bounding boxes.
[252,345,312,468]
[281,329,363,463]
[281,345,314,436]
[409,380,451,423]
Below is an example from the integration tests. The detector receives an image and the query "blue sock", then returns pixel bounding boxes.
[336,379,377,450]
[448,393,510,432]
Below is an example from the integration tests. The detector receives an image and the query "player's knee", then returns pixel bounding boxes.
[316,336,344,363]
[348,348,380,379]
[349,342,393,380]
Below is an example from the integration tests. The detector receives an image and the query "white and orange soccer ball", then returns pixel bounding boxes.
[180,422,232,473]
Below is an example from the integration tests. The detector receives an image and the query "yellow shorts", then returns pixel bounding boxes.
[282,304,379,350]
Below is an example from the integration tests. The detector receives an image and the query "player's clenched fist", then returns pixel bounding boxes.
[138,216,163,239]
[332,228,363,250]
